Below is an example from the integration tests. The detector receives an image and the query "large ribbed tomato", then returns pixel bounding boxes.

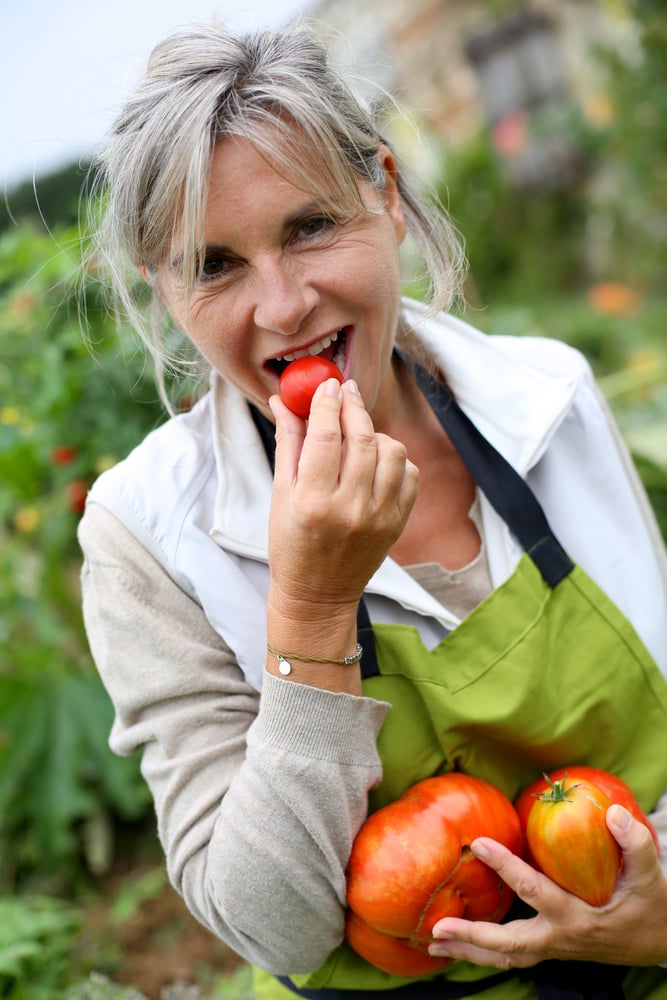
[515,767,658,907]
[345,773,523,977]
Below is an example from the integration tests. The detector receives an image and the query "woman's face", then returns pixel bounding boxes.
[158,134,407,423]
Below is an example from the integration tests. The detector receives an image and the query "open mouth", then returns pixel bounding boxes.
[266,327,349,378]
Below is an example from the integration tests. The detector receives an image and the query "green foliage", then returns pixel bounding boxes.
[436,1,667,539]
[0,671,150,889]
[0,895,82,999]
[440,128,590,304]
[211,964,254,1000]
[0,161,92,235]
[589,0,667,289]
[0,222,162,890]
[436,2,667,302]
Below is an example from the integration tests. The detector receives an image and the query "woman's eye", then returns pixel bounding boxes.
[201,256,226,278]
[297,216,333,239]
[200,254,239,280]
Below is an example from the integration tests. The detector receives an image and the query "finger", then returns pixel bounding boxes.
[372,435,420,518]
[606,804,660,885]
[428,915,542,970]
[296,378,345,494]
[469,838,567,914]
[338,384,419,516]
[269,393,307,483]
[337,381,382,503]
[428,935,523,971]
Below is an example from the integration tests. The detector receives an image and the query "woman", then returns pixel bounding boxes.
[79,18,667,1000]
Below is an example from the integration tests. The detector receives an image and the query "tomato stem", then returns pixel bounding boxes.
[536,773,603,810]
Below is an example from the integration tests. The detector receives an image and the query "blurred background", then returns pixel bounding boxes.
[1,0,666,997]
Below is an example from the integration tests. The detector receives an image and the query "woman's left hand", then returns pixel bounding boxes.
[429,804,667,968]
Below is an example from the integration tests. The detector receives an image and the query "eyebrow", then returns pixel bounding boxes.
[168,199,338,272]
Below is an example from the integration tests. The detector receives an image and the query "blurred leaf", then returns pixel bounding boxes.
[0,895,81,999]
[0,672,150,887]
[66,972,148,1000]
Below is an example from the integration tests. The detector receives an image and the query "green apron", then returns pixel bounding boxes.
[249,369,667,1000]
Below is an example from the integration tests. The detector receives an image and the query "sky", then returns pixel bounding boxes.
[1,0,317,191]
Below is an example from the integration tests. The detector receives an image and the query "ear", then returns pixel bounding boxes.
[376,144,407,245]
[139,264,156,285]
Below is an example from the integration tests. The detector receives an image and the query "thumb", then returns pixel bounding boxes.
[607,804,659,885]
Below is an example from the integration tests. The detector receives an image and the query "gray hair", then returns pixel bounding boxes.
[89,19,465,407]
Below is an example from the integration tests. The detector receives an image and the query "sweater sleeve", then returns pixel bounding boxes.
[78,502,390,974]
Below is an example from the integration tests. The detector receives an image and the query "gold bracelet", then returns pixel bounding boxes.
[267,642,363,677]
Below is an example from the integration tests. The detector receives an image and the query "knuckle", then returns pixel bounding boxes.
[353,429,378,450]
[309,426,341,448]
[496,952,519,971]
[294,496,330,527]
[502,933,529,960]
[378,434,408,460]
[635,821,656,853]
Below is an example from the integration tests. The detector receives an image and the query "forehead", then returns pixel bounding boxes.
[207,131,357,216]
[210,135,303,193]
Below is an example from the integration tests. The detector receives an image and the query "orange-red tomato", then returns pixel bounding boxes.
[515,767,658,907]
[278,356,343,419]
[345,773,523,977]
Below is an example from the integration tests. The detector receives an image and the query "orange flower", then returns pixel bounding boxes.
[587,283,640,316]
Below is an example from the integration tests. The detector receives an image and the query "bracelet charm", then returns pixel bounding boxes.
[267,642,363,676]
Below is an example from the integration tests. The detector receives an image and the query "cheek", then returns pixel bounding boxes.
[180,296,242,366]
[344,239,402,308]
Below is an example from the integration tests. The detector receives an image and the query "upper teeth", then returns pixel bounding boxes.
[278,329,342,363]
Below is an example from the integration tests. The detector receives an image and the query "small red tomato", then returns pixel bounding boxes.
[521,773,622,906]
[345,773,522,976]
[278,356,343,419]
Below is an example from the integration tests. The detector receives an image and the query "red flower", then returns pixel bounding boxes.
[67,479,89,515]
[491,109,528,158]
[51,445,77,466]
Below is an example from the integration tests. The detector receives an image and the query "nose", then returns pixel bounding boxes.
[253,256,318,336]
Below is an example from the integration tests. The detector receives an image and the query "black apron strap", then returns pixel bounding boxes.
[410,362,574,588]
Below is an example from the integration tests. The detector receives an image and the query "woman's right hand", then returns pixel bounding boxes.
[266,378,418,665]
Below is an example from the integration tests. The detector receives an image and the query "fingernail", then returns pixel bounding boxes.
[345,379,360,395]
[313,378,339,401]
[610,804,632,832]
[428,945,450,957]
[472,839,490,861]
[324,377,342,397]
